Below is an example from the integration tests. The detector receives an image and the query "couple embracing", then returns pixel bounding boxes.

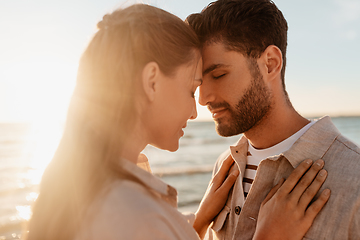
[25,1,360,240]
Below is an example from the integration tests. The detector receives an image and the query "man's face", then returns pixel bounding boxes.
[200,42,272,136]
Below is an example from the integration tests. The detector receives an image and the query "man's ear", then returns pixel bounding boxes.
[261,45,283,81]
[141,62,160,102]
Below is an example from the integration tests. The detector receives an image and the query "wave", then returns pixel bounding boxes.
[179,137,228,146]
[152,165,213,176]
[0,166,34,173]
[178,199,202,208]
[0,185,37,198]
[0,221,23,239]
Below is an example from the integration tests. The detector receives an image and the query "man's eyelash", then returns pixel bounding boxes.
[213,74,226,79]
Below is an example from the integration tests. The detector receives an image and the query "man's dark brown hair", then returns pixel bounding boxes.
[187,0,288,90]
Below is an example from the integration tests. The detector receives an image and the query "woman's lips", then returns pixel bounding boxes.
[180,123,187,137]
[180,129,184,137]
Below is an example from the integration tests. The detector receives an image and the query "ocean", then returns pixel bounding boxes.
[1,116,360,239]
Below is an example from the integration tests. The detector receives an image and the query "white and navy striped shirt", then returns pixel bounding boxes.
[243,120,315,198]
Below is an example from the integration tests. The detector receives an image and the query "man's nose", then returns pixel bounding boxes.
[198,81,215,106]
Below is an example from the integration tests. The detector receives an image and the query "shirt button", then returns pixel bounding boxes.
[235,206,241,215]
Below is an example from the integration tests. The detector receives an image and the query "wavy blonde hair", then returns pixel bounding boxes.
[25,4,199,240]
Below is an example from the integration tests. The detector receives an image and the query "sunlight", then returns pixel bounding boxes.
[3,59,77,185]
[25,119,64,185]
[0,57,77,122]
[15,206,32,221]
[26,192,39,202]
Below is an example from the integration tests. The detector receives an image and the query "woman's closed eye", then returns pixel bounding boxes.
[191,79,202,98]
[191,87,199,98]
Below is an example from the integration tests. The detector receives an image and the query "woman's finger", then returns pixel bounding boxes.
[289,159,324,201]
[262,178,285,205]
[216,169,239,195]
[276,159,313,196]
[212,155,235,188]
[298,169,327,209]
[304,188,331,223]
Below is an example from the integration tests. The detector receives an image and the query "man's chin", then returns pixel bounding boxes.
[215,122,239,137]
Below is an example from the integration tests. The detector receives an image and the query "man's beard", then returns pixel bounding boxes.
[213,61,272,137]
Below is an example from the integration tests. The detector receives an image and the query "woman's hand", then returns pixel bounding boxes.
[253,159,331,240]
[193,155,239,239]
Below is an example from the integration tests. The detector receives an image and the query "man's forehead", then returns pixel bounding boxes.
[202,41,227,54]
[201,42,244,63]
[201,43,238,74]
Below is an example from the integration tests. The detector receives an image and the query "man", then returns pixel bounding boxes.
[187,0,360,239]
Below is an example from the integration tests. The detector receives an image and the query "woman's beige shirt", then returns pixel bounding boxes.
[76,159,200,240]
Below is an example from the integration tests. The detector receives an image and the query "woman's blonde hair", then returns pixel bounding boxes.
[25,4,199,240]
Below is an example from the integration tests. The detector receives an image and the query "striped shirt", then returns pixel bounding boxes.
[243,151,258,198]
[243,120,315,198]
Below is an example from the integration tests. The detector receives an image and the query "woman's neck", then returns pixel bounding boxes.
[120,123,148,164]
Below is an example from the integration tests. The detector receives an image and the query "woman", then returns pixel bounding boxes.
[25,4,329,240]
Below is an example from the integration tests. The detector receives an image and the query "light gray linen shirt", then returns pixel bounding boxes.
[76,159,200,240]
[205,116,360,240]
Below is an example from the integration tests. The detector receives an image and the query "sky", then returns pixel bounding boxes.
[0,0,359,123]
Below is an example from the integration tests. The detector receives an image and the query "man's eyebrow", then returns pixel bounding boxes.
[202,64,229,76]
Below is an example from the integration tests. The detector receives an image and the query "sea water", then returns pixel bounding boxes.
[0,116,360,238]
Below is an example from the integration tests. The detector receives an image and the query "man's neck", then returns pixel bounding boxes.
[244,106,310,150]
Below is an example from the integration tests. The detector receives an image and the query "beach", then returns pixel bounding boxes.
[1,116,360,239]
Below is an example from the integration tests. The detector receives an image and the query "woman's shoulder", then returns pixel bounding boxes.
[77,179,199,240]
[93,179,166,218]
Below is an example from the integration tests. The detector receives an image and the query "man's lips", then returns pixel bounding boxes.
[210,108,228,119]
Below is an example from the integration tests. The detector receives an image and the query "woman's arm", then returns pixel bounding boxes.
[193,155,238,239]
[253,159,330,240]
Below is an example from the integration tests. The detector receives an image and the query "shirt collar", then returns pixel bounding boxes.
[230,136,248,156]
[282,116,341,168]
[121,158,178,207]
[230,116,340,169]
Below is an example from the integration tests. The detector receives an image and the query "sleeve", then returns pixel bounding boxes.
[349,203,360,239]
[132,215,195,240]
[203,150,232,240]
[182,212,196,226]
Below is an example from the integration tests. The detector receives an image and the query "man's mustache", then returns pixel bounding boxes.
[207,101,231,111]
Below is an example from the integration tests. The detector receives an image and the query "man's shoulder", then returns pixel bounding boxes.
[306,135,360,239]
[323,134,360,180]
[335,134,360,154]
[324,133,360,162]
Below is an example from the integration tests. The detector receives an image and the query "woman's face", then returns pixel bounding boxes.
[149,57,202,151]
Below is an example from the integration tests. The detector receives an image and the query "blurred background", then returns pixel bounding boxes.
[0,0,359,239]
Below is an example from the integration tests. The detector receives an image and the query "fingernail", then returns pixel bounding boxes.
[319,169,327,177]
[305,159,312,164]
[323,189,330,196]
[232,170,239,176]
[315,159,324,167]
